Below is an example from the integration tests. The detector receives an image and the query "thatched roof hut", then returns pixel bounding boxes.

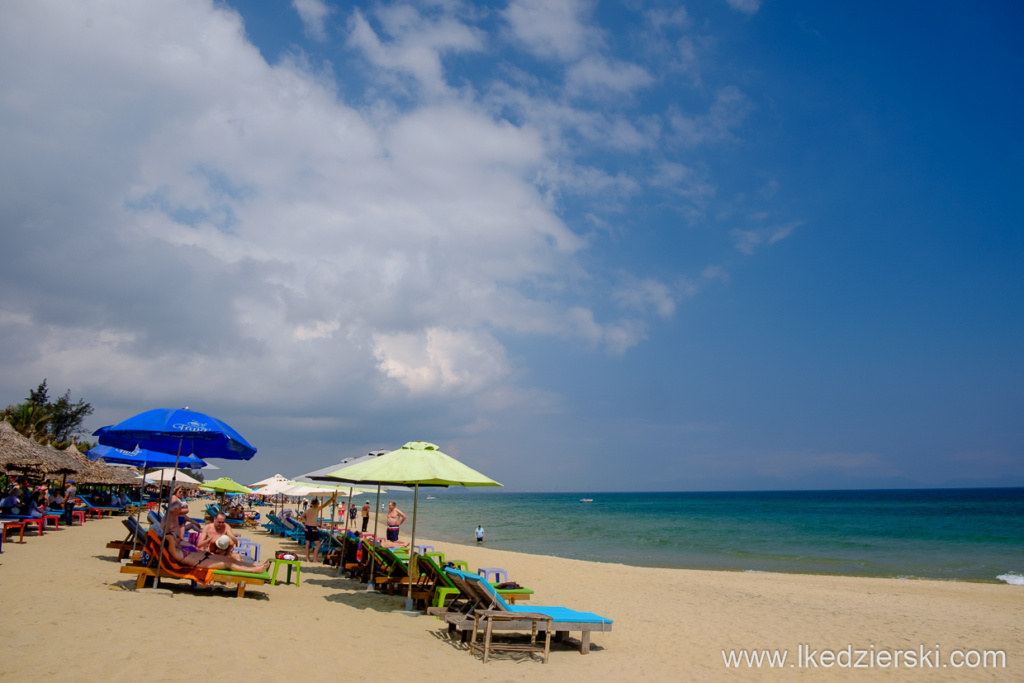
[56,443,140,486]
[0,420,84,476]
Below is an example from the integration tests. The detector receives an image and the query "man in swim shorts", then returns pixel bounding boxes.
[361,500,370,533]
[385,500,407,542]
[300,499,322,562]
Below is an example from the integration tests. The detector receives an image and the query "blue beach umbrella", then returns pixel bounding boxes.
[87,443,208,469]
[93,408,256,461]
[94,407,256,586]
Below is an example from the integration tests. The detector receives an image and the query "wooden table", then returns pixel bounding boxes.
[470,610,552,664]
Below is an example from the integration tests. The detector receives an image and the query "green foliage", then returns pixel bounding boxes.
[5,379,94,443]
[5,402,52,441]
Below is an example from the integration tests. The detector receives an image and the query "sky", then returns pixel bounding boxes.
[1,0,1021,492]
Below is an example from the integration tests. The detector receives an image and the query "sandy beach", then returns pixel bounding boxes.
[2,504,1021,682]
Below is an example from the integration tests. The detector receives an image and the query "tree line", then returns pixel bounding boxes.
[3,379,95,449]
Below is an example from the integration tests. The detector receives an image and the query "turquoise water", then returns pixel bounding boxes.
[377,489,1024,583]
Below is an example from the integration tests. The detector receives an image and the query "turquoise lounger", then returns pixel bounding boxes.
[440,568,612,654]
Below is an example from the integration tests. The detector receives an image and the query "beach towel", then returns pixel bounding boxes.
[142,530,215,586]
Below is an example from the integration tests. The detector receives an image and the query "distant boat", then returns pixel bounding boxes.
[426,495,437,500]
[580,498,594,503]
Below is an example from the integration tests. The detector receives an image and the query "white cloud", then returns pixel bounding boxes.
[731,221,801,254]
[373,328,511,396]
[347,5,483,96]
[612,277,678,319]
[565,56,653,97]
[723,0,762,15]
[292,0,333,42]
[668,85,750,146]
[0,0,658,419]
[502,0,595,62]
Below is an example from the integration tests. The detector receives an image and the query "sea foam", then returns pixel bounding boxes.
[996,573,1024,586]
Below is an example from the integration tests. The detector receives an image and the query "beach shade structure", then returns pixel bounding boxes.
[93,408,256,461]
[323,441,501,609]
[87,444,207,470]
[199,477,253,495]
[303,450,394,568]
[147,468,204,487]
[54,443,140,487]
[0,420,85,477]
[250,473,289,489]
[94,407,256,586]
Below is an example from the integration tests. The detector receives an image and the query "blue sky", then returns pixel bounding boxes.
[1,0,1021,491]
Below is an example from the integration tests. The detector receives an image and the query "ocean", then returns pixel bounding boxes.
[372,488,1024,584]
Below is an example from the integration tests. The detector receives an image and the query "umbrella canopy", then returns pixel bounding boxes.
[146,468,204,487]
[322,441,502,487]
[283,480,370,496]
[93,407,256,461]
[0,420,84,475]
[300,450,386,481]
[86,444,207,469]
[200,477,253,495]
[250,473,289,488]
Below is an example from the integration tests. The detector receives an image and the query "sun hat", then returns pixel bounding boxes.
[215,534,231,550]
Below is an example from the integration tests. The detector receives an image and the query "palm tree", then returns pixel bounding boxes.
[6,402,53,443]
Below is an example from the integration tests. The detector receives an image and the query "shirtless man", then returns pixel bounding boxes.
[300,499,323,563]
[197,513,240,560]
[385,501,407,542]
[361,500,370,533]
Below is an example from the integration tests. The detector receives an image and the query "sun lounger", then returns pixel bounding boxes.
[437,568,612,655]
[79,494,126,515]
[119,530,270,597]
[106,517,149,560]
[416,555,533,608]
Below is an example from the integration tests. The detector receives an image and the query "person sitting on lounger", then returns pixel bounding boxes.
[162,529,270,573]
[197,512,240,559]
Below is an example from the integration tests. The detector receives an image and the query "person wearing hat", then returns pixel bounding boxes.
[62,479,77,526]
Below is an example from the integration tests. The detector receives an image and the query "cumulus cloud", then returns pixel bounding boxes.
[292,0,333,41]
[502,0,595,62]
[565,55,654,97]
[0,0,799,477]
[348,5,483,96]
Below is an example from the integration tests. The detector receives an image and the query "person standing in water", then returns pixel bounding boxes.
[475,525,485,544]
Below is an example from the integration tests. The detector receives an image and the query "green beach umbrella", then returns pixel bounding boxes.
[199,477,253,495]
[324,441,501,610]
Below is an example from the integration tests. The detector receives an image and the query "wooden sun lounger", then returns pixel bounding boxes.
[118,564,268,597]
[119,531,269,598]
[436,568,613,655]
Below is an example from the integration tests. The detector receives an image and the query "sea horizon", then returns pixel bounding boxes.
[354,487,1024,585]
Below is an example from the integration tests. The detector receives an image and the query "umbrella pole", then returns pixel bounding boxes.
[130,460,149,555]
[152,439,182,589]
[406,483,419,610]
[367,484,381,590]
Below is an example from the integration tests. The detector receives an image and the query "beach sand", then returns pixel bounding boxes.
[2,504,1021,681]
